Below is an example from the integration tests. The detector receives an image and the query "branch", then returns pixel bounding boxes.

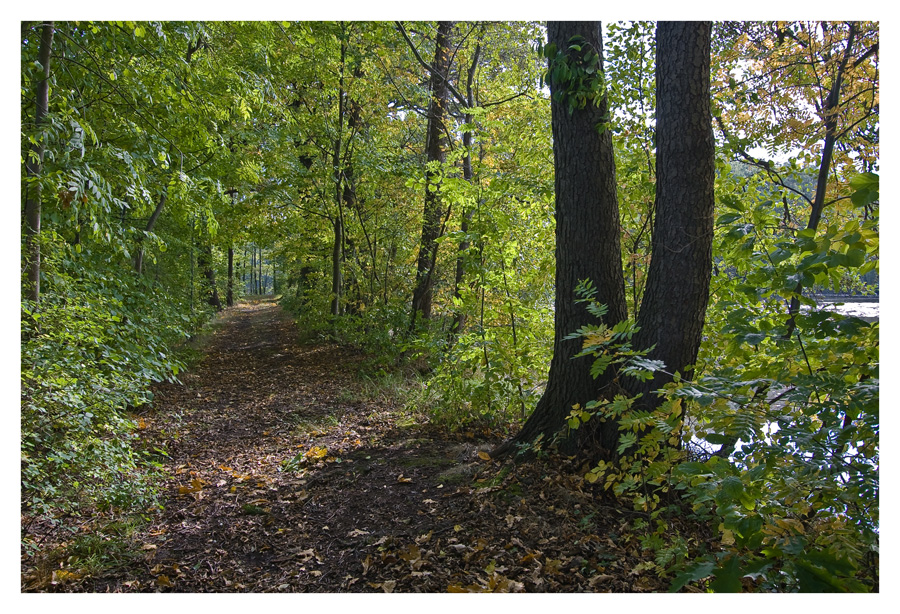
[713,116,814,208]
[853,42,878,68]
[482,90,532,108]
[395,21,470,110]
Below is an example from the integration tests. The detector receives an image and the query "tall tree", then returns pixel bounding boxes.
[629,21,715,401]
[408,21,454,330]
[494,21,627,457]
[22,22,54,303]
[496,20,715,458]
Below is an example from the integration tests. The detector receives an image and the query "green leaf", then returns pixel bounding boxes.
[669,560,715,592]
[704,433,730,445]
[710,555,743,593]
[717,212,742,225]
[844,248,866,268]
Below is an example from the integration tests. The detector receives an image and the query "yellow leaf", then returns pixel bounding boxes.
[306,445,328,460]
[156,574,173,587]
[397,474,412,483]
[51,569,80,583]
[477,451,491,461]
[721,529,735,546]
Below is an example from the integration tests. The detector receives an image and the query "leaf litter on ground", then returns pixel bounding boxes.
[22,299,688,593]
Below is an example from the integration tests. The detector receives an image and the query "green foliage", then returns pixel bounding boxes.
[20,21,878,592]
[565,272,877,592]
[21,235,198,523]
[539,35,609,120]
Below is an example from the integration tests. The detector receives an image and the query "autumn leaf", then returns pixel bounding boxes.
[477,450,491,461]
[178,478,204,494]
[397,474,412,483]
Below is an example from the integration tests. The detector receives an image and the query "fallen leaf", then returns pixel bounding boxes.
[478,451,491,461]
[381,580,397,593]
[156,575,173,587]
[397,475,412,483]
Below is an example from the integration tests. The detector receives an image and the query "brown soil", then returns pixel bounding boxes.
[24,299,671,593]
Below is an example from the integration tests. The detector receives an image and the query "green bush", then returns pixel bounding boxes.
[21,239,200,525]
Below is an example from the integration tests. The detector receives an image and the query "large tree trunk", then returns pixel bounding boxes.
[409,21,454,331]
[628,21,715,402]
[23,22,54,303]
[494,22,627,458]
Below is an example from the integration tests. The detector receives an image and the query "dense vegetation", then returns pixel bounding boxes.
[22,21,878,592]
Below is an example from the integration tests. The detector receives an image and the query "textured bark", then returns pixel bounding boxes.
[629,22,715,401]
[23,22,54,303]
[495,22,627,457]
[410,21,454,330]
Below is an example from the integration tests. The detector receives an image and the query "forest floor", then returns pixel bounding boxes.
[23,298,681,593]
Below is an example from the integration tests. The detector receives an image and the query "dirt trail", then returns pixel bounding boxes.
[40,299,660,593]
[87,299,496,592]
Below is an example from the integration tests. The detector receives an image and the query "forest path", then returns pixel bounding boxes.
[66,299,658,593]
[91,298,497,592]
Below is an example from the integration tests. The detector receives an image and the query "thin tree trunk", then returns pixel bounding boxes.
[409,20,454,331]
[23,22,54,303]
[198,240,222,310]
[450,42,481,341]
[226,245,234,306]
[784,22,858,337]
[331,217,343,315]
[134,192,167,274]
[250,247,255,294]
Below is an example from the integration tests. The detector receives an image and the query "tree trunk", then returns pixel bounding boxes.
[450,42,481,341]
[409,20,454,331]
[199,240,222,310]
[629,21,715,403]
[331,217,343,316]
[134,191,167,274]
[23,21,54,303]
[226,245,234,306]
[494,21,627,458]
[784,22,857,337]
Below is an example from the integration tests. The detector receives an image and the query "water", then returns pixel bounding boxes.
[818,301,879,322]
